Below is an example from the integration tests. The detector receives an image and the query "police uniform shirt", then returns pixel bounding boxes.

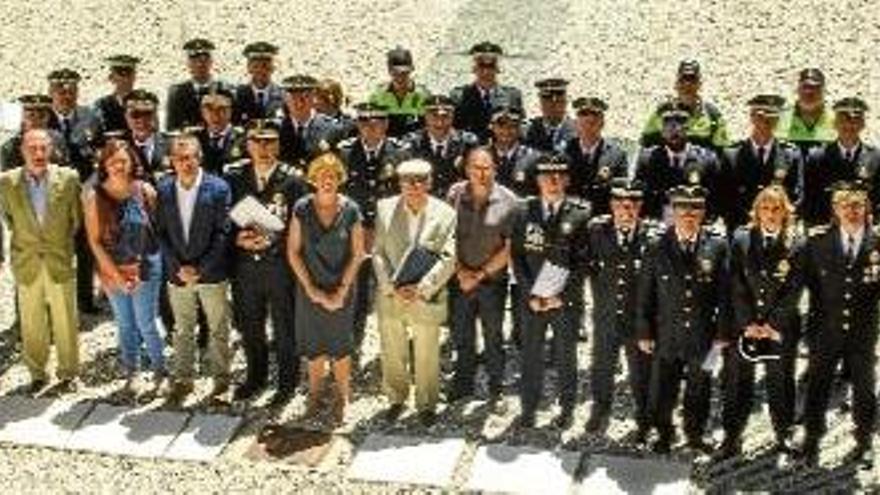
[93,93,127,133]
[195,125,246,175]
[339,137,408,228]
[402,128,478,197]
[801,141,880,225]
[561,137,628,215]
[233,82,284,124]
[492,143,540,198]
[48,105,101,178]
[634,143,722,221]
[278,111,342,169]
[449,83,524,143]
[523,116,577,152]
[165,79,234,131]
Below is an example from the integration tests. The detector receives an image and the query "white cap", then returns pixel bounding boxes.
[396,158,432,176]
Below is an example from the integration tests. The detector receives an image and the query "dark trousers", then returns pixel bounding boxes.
[508,283,524,346]
[650,356,711,440]
[722,346,795,440]
[231,256,298,391]
[803,345,877,443]
[590,330,651,427]
[519,306,578,414]
[353,261,374,349]
[75,229,95,310]
[450,277,507,394]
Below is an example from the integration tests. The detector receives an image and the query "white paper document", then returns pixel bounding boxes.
[229,195,286,232]
[530,261,570,298]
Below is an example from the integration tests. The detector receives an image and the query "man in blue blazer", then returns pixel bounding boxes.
[155,133,233,402]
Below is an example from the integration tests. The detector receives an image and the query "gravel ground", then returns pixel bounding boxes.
[1,0,880,492]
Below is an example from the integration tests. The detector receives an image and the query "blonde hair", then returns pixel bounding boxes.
[748,184,796,231]
[831,188,869,207]
[307,152,347,186]
[316,78,346,110]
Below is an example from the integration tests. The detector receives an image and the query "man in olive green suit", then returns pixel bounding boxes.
[0,129,82,393]
[372,158,457,427]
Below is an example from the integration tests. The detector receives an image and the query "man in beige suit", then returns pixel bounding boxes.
[0,129,82,394]
[373,158,457,426]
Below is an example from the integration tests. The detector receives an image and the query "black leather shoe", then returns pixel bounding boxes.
[686,436,714,455]
[712,437,742,462]
[233,381,265,401]
[27,379,47,396]
[418,410,437,428]
[553,408,574,430]
[584,411,610,434]
[517,412,536,429]
[383,403,405,424]
[445,385,472,403]
[653,436,672,454]
[269,389,293,408]
[795,440,819,467]
[845,442,874,469]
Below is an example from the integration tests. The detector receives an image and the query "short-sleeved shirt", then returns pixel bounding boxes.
[447,181,519,272]
[293,193,362,290]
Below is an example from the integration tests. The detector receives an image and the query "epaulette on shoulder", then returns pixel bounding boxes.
[808,224,830,237]
[336,137,357,149]
[704,221,727,237]
[588,214,612,227]
[567,197,590,210]
[223,159,250,175]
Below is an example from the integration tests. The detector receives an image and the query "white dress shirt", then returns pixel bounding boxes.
[176,169,203,243]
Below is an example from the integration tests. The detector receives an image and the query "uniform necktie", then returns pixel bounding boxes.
[433,143,445,160]
[620,228,632,248]
[255,90,266,113]
[481,89,492,109]
[546,203,557,223]
[764,235,774,250]
[258,175,268,192]
[846,234,857,263]
[757,146,766,165]
[61,117,72,142]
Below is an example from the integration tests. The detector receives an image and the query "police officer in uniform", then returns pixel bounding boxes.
[165,38,233,131]
[402,94,479,197]
[583,178,657,441]
[47,68,102,314]
[232,42,285,125]
[719,94,802,229]
[1,94,69,171]
[93,55,140,134]
[510,154,591,429]
[194,87,246,175]
[523,78,576,153]
[801,97,880,226]
[368,46,430,138]
[124,89,170,181]
[339,102,410,344]
[776,68,836,157]
[716,185,803,460]
[640,59,729,151]
[450,42,524,143]
[224,119,306,404]
[561,97,628,216]
[636,185,729,454]
[634,101,723,222]
[798,181,878,469]
[278,74,342,171]
[489,104,540,198]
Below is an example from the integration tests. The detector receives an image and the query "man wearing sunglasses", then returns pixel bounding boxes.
[640,59,729,152]
[450,41,523,143]
[372,158,457,427]
[369,46,431,138]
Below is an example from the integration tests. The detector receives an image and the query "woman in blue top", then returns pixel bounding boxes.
[288,152,365,423]
[84,139,166,392]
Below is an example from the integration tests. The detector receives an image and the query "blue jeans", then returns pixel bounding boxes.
[107,252,166,373]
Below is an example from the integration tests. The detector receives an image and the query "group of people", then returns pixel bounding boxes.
[0,37,878,469]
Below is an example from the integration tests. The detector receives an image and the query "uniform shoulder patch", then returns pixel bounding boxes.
[336,137,357,149]
[223,159,250,175]
[588,214,611,227]
[808,225,829,237]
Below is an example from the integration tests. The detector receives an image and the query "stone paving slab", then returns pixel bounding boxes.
[0,396,94,448]
[577,454,692,495]
[348,434,466,488]
[464,444,581,494]
[66,404,189,458]
[163,413,243,462]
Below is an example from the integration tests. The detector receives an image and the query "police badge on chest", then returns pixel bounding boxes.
[524,223,545,252]
[268,192,289,222]
[865,250,880,283]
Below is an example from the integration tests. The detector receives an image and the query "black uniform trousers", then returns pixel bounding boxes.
[519,306,579,414]
[450,277,508,395]
[590,330,651,427]
[650,355,711,440]
[721,343,796,440]
[232,254,298,392]
[803,344,877,443]
[352,261,374,349]
[75,228,96,311]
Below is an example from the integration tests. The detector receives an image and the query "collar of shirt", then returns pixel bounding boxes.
[25,171,48,187]
[838,141,861,159]
[840,226,865,253]
[675,229,698,246]
[191,79,213,92]
[209,125,231,141]
[255,163,278,185]
[176,167,203,193]
[495,144,518,161]
[429,136,449,151]
[133,135,155,151]
[616,226,635,244]
[580,138,601,157]
[404,204,425,242]
[543,199,562,219]
[666,144,690,165]
[750,138,774,157]
[291,111,315,131]
[364,139,386,156]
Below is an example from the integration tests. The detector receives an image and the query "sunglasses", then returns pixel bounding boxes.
[399,175,429,186]
[129,110,155,119]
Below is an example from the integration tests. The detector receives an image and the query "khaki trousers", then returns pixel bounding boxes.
[167,282,231,382]
[377,293,446,412]
[18,265,79,381]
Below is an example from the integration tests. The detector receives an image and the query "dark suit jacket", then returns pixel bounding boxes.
[155,172,232,285]
[47,105,102,179]
[633,144,722,220]
[278,113,342,169]
[562,137,629,216]
[194,126,247,175]
[523,116,576,153]
[402,129,479,196]
[719,140,802,229]
[803,225,880,352]
[728,226,804,342]
[165,80,234,131]
[801,142,880,226]
[491,142,541,197]
[232,82,285,125]
[450,83,523,143]
[636,227,730,361]
[93,93,127,133]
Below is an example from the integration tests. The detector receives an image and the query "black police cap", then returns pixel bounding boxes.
[572,96,608,115]
[747,94,786,117]
[490,103,524,123]
[353,102,389,120]
[123,88,159,111]
[47,68,82,85]
[534,153,570,175]
[535,78,569,97]
[668,185,707,207]
[423,94,455,113]
[281,74,319,92]
[245,118,281,139]
[657,99,691,121]
[833,96,869,118]
[242,41,278,60]
[200,85,235,106]
[105,54,141,71]
[183,38,216,57]
[469,41,503,58]
[738,336,782,363]
[18,94,52,109]
[798,67,825,87]
[610,178,644,200]
[677,59,701,79]
[386,46,414,69]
